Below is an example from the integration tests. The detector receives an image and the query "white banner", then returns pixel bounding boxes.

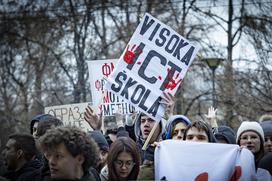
[105,13,199,121]
[44,103,94,132]
[87,59,136,116]
[155,140,256,181]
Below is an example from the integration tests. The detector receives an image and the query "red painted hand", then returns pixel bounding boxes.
[164,68,182,91]
[123,44,142,64]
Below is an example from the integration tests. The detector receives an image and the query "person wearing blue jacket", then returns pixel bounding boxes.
[165,115,192,140]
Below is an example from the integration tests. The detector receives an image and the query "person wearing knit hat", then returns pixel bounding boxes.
[89,130,109,172]
[236,121,265,170]
[165,115,192,140]
[260,120,272,154]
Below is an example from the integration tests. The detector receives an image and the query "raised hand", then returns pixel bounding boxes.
[115,107,124,128]
[84,105,102,130]
[204,106,218,128]
[160,92,175,119]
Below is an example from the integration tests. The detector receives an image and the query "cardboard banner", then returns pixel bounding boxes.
[105,13,199,121]
[87,59,136,116]
[44,103,94,132]
[155,140,256,181]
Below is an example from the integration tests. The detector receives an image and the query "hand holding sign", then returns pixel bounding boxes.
[106,13,198,121]
[84,105,102,130]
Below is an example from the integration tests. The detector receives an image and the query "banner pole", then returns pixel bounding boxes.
[142,120,160,150]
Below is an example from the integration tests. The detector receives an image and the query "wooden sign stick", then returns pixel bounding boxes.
[142,120,161,151]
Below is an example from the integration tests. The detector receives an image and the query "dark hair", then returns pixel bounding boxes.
[9,133,37,161]
[39,126,99,172]
[184,120,217,143]
[107,137,140,181]
[36,117,63,137]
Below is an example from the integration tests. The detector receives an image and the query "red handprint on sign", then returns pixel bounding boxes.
[123,44,142,64]
[163,68,182,91]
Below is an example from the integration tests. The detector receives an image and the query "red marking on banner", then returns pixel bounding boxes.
[163,68,182,90]
[137,61,142,65]
[230,166,242,181]
[123,44,142,64]
[158,76,162,80]
[195,172,208,181]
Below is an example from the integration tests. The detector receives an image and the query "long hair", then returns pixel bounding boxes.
[107,137,140,181]
[237,131,265,168]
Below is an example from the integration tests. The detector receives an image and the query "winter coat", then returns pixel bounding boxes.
[3,159,42,181]
[134,113,166,161]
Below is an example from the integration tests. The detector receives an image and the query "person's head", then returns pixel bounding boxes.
[260,121,272,154]
[89,131,109,171]
[165,115,192,140]
[30,114,57,139]
[2,134,37,171]
[134,113,165,144]
[36,117,63,139]
[184,120,216,143]
[236,121,265,166]
[107,137,140,181]
[106,128,118,144]
[214,126,236,144]
[39,126,99,180]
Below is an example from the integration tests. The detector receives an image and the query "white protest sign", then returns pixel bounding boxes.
[87,59,136,116]
[105,13,199,121]
[44,102,94,132]
[155,140,256,181]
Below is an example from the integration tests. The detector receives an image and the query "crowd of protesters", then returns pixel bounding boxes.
[0,92,272,181]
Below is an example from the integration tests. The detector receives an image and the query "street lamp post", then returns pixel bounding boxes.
[203,58,224,108]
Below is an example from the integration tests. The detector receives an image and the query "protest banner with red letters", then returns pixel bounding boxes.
[45,103,94,132]
[105,13,199,121]
[87,59,136,116]
[155,140,257,181]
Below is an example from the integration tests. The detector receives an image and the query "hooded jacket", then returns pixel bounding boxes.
[134,113,167,161]
[165,115,192,139]
[30,114,55,134]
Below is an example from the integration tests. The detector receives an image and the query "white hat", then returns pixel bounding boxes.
[236,121,265,143]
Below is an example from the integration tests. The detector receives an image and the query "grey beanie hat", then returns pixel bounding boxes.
[260,120,272,137]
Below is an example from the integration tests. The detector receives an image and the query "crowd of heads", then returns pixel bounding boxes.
[1,109,272,180]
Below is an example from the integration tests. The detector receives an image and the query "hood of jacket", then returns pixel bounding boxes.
[134,113,166,143]
[30,114,55,134]
[165,115,192,139]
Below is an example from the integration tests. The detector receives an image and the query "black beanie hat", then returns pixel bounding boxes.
[214,126,236,144]
[89,131,109,152]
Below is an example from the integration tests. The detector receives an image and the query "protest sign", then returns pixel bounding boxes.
[105,13,199,121]
[155,140,256,181]
[45,102,94,132]
[87,59,136,116]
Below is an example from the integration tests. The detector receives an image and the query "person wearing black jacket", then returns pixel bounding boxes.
[2,134,42,181]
